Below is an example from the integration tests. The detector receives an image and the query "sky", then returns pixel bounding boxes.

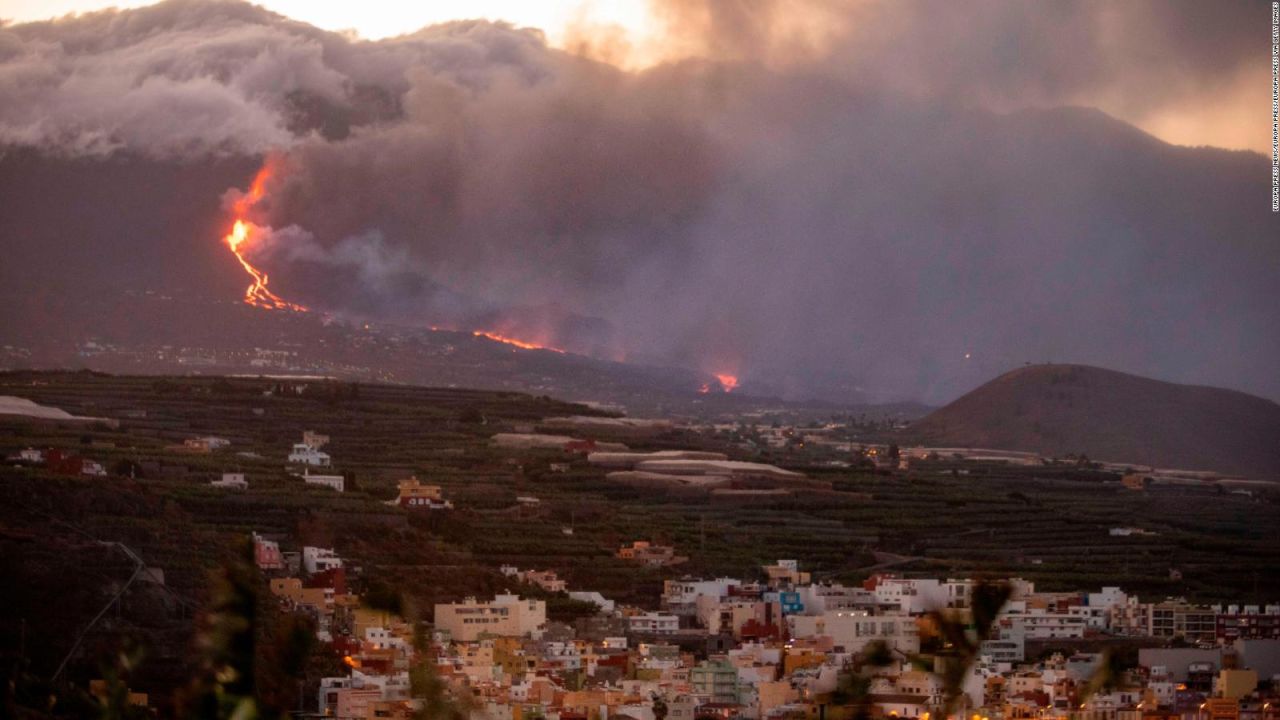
[0,0,660,51]
[0,0,1269,153]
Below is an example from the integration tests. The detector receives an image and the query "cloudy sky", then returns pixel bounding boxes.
[1,0,1270,152]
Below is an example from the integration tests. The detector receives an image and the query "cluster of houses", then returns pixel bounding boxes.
[247,535,1280,720]
[6,446,108,476]
[287,430,349,492]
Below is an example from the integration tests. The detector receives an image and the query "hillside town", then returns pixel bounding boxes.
[249,530,1280,720]
[2,373,1276,720]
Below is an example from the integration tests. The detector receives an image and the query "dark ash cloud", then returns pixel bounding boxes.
[1,0,1275,405]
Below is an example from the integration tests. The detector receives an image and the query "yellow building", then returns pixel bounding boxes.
[269,577,335,611]
[784,648,827,675]
[1204,698,1240,720]
[392,477,452,509]
[435,594,547,641]
[493,636,536,675]
[350,606,396,637]
[758,680,800,715]
[1217,669,1258,700]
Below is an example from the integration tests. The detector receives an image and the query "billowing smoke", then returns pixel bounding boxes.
[1,0,1276,403]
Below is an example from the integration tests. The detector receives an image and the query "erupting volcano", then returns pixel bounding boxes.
[222,160,308,313]
[221,159,572,353]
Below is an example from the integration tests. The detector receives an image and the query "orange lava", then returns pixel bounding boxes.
[715,373,739,392]
[220,162,572,354]
[473,330,565,353]
[223,160,308,313]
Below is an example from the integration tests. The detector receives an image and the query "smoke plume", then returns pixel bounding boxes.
[1,0,1275,403]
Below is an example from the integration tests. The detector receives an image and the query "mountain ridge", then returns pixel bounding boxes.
[900,364,1280,478]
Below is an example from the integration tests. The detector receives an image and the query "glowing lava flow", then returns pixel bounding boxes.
[222,162,308,312]
[698,373,741,394]
[472,330,565,353]
[715,373,739,392]
[222,163,567,353]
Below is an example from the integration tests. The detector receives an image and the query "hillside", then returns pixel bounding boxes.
[900,365,1280,478]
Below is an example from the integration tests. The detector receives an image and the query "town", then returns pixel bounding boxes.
[254,534,1280,720]
[0,372,1275,720]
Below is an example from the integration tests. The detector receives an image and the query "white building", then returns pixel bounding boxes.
[288,443,331,466]
[662,578,741,615]
[80,459,108,476]
[211,472,247,489]
[985,615,1028,662]
[789,610,920,655]
[302,469,344,492]
[873,577,941,613]
[317,670,410,715]
[364,626,409,652]
[629,612,680,635]
[13,447,44,463]
[303,546,343,574]
[1001,604,1088,640]
[794,583,881,615]
[434,594,547,642]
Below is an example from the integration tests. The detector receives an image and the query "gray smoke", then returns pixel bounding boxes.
[1,0,1276,403]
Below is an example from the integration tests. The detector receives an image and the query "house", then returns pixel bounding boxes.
[184,436,230,453]
[390,478,452,509]
[763,560,810,588]
[7,447,44,463]
[253,532,284,570]
[501,566,567,593]
[302,430,330,449]
[618,541,688,567]
[303,546,344,574]
[522,570,566,593]
[302,469,344,492]
[211,472,247,489]
[44,449,108,477]
[288,442,331,466]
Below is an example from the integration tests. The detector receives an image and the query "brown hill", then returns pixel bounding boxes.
[901,365,1280,478]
